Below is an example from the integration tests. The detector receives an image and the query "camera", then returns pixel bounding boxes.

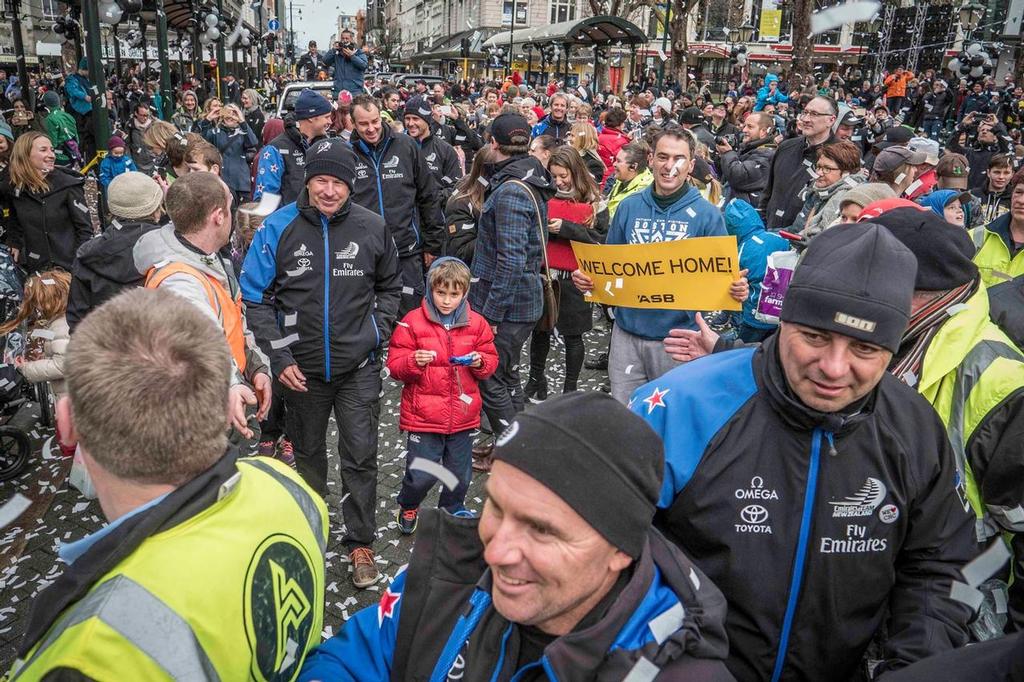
[716,134,739,148]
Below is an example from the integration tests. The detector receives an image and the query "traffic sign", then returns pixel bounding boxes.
[268,18,280,31]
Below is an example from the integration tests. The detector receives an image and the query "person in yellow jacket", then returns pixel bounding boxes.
[606,141,652,219]
[6,289,328,681]
[972,169,1024,287]
[873,204,1024,632]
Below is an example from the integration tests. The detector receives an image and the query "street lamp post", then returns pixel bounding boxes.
[959,1,984,42]
[507,0,516,78]
[657,0,671,91]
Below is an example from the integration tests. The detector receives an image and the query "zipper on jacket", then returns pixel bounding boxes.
[429,589,492,682]
[508,656,557,682]
[364,138,390,218]
[770,427,826,682]
[488,624,514,682]
[321,216,331,381]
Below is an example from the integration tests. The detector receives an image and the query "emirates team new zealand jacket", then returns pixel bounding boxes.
[350,125,443,257]
[630,335,978,681]
[240,191,401,380]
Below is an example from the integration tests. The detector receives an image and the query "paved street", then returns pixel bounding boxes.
[0,323,611,667]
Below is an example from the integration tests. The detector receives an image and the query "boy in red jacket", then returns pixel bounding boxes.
[387,258,498,534]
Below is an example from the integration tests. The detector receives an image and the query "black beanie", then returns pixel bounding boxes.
[493,392,663,559]
[781,223,917,353]
[304,138,356,188]
[868,207,979,291]
[404,95,434,123]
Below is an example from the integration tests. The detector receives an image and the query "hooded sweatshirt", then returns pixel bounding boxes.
[606,183,727,338]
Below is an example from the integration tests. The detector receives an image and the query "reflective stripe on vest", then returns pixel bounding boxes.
[947,340,1024,541]
[13,574,220,681]
[243,458,326,552]
[145,263,247,373]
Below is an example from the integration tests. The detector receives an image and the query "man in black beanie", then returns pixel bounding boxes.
[403,95,463,226]
[300,393,736,680]
[241,138,402,589]
[870,202,1024,633]
[629,222,977,680]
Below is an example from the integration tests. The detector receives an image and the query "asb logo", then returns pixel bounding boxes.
[740,504,768,525]
[244,534,318,682]
[830,477,887,518]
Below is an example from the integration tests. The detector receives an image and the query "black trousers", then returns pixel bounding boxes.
[398,253,424,317]
[283,361,382,550]
[480,320,534,437]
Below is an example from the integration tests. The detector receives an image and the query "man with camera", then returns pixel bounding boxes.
[717,112,778,209]
[948,111,1013,191]
[323,29,368,96]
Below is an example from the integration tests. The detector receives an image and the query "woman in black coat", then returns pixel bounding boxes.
[241,88,265,142]
[0,131,92,274]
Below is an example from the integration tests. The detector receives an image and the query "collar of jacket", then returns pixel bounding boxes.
[741,136,777,153]
[352,122,393,153]
[297,187,352,225]
[758,333,874,434]
[19,449,241,657]
[488,155,555,200]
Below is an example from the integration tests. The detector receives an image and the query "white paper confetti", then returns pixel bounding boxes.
[0,494,31,529]
[811,0,880,34]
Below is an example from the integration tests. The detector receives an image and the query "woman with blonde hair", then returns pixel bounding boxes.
[195,97,223,135]
[0,132,91,273]
[568,120,605,183]
[240,88,265,140]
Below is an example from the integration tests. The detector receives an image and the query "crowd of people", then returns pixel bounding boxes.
[2,37,1024,680]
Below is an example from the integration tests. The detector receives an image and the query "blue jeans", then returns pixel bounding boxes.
[923,118,943,141]
[397,429,473,512]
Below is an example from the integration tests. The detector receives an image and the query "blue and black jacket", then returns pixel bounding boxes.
[630,336,977,681]
[724,199,791,330]
[350,124,443,257]
[240,190,401,380]
[300,510,735,681]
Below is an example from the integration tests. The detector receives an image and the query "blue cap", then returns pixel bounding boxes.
[0,119,12,142]
[293,88,333,120]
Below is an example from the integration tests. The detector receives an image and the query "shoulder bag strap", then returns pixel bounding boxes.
[507,180,550,275]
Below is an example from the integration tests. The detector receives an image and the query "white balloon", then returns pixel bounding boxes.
[242,28,251,38]
[205,13,219,27]
[199,33,212,45]
[206,27,220,41]
[967,42,982,54]
[736,54,748,66]
[242,37,251,46]
[98,1,120,24]
[948,58,961,71]
[970,66,984,77]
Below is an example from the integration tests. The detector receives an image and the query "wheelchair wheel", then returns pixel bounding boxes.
[34,382,52,428]
[0,426,31,481]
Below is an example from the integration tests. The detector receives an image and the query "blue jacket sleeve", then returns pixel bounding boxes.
[98,158,113,188]
[351,49,369,71]
[253,145,285,200]
[298,572,405,681]
[322,49,337,67]
[64,75,87,104]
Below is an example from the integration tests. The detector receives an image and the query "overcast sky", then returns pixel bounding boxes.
[275,0,365,45]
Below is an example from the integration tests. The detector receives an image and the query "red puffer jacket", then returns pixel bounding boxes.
[597,126,631,184]
[387,297,498,434]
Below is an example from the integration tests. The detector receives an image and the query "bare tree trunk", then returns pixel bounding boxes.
[790,0,814,90]
[670,0,698,92]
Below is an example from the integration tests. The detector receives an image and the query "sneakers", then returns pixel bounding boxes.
[350,547,380,588]
[397,508,419,535]
[277,439,295,467]
[257,439,277,457]
[524,376,548,403]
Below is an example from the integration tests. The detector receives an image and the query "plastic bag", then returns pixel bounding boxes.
[755,250,799,324]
